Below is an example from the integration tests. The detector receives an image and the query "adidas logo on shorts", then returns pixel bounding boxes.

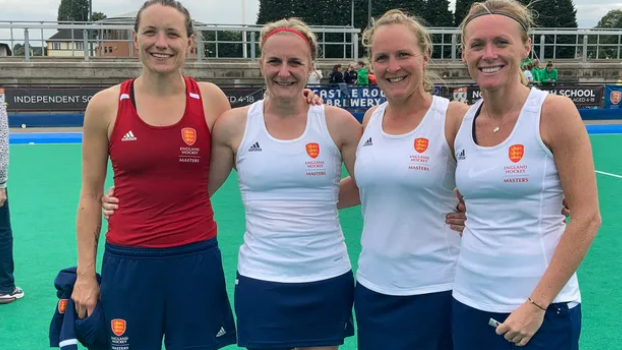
[363,137,373,147]
[216,327,226,337]
[249,142,262,152]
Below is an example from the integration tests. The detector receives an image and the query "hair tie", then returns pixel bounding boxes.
[261,27,312,50]
[464,11,528,33]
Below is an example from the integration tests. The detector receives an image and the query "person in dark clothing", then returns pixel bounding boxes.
[329,64,350,107]
[0,94,24,305]
[344,64,357,85]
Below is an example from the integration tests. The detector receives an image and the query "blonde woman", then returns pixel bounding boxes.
[452,0,600,348]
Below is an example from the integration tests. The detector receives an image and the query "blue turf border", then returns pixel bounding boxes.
[8,126,622,145]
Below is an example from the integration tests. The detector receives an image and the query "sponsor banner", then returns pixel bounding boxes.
[604,85,622,109]
[221,87,264,109]
[2,86,265,112]
[5,87,100,111]
[450,85,603,108]
[0,84,605,112]
[308,86,387,109]
[308,85,449,109]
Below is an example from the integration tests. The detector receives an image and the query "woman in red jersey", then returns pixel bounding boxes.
[72,1,238,349]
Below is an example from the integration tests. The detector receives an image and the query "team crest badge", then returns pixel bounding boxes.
[414,138,429,153]
[58,299,68,314]
[610,91,621,105]
[306,143,320,159]
[509,144,524,163]
[181,127,197,146]
[111,319,127,337]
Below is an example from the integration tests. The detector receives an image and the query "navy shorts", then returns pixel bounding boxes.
[100,238,237,350]
[354,283,453,350]
[234,270,355,350]
[452,298,581,350]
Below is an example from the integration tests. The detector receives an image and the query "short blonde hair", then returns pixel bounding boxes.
[460,0,535,85]
[362,9,435,92]
[259,18,319,60]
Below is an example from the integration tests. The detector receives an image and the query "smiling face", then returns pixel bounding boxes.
[133,4,192,75]
[259,32,313,101]
[370,24,429,101]
[462,14,530,91]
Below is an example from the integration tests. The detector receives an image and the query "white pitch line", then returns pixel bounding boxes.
[596,170,622,179]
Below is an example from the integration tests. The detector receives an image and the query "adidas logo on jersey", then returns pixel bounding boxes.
[216,327,226,338]
[457,149,466,160]
[121,131,137,141]
[363,137,373,147]
[249,142,262,152]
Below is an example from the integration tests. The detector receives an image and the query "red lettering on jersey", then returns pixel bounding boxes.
[111,319,127,337]
[306,143,320,159]
[182,127,197,146]
[414,138,429,153]
[509,144,524,163]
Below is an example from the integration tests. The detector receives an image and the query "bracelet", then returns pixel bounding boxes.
[528,297,547,311]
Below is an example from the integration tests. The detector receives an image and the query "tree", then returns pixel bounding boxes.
[596,9,622,28]
[529,0,578,59]
[423,0,453,27]
[57,0,90,22]
[12,44,24,56]
[454,0,478,26]
[593,9,622,59]
[91,12,107,22]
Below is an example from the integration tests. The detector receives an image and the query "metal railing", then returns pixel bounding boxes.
[2,21,622,62]
[0,20,361,61]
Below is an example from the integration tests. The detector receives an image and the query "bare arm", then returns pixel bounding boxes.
[198,82,232,131]
[208,108,247,196]
[335,105,378,209]
[530,95,601,308]
[73,89,114,318]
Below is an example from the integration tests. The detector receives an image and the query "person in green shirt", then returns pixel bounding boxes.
[357,60,369,85]
[540,61,558,85]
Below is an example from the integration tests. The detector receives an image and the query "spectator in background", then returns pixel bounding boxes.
[531,59,543,84]
[308,67,323,86]
[540,61,558,85]
[344,64,357,85]
[329,64,344,85]
[357,60,369,85]
[0,93,24,305]
[523,62,534,84]
[330,64,350,107]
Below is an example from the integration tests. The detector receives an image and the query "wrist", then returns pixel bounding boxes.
[528,297,548,312]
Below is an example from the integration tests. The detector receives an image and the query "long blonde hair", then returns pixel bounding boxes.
[460,0,535,86]
[362,9,436,92]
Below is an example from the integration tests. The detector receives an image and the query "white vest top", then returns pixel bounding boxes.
[235,100,351,283]
[453,87,581,313]
[354,96,462,296]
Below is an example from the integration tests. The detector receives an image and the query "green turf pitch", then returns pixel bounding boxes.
[0,135,620,349]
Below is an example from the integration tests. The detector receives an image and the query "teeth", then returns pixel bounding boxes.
[276,82,295,86]
[481,67,501,73]
[388,76,406,83]
[152,53,171,58]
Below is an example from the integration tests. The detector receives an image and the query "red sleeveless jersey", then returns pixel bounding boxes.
[106,77,217,248]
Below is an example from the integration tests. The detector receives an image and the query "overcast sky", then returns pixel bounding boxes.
[0,0,620,43]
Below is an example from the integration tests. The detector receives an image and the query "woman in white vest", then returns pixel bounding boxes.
[338,9,470,350]
[451,0,601,349]
[208,18,362,350]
